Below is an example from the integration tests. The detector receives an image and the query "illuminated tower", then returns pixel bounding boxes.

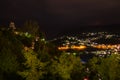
[9,21,16,30]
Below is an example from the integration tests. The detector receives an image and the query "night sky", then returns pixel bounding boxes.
[0,0,120,39]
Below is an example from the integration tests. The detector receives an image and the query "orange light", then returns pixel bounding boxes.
[58,44,119,51]
[58,45,86,50]
[58,46,69,50]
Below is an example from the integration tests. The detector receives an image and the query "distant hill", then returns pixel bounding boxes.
[54,24,120,38]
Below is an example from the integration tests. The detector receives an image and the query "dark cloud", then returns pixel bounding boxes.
[1,0,120,24]
[46,0,120,24]
[0,0,120,39]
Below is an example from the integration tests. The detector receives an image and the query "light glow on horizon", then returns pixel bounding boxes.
[58,44,120,51]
